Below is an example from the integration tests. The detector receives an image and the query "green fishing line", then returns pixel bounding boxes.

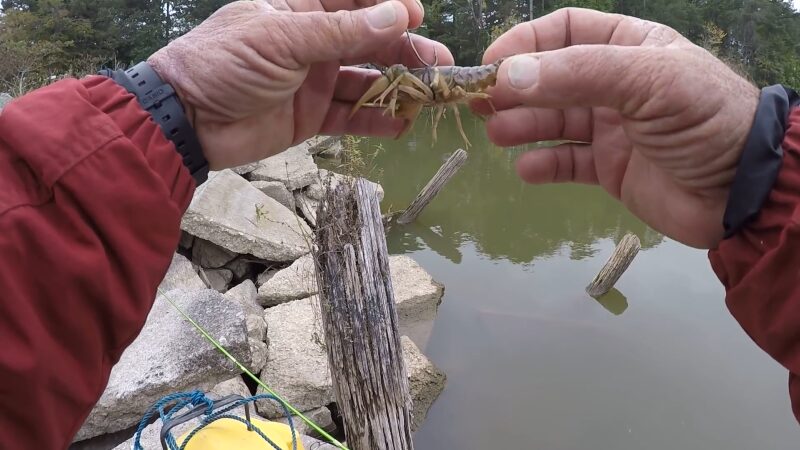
[160,289,350,450]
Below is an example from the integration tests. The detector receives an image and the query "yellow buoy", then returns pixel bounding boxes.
[176,417,305,450]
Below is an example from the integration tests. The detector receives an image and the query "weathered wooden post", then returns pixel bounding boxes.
[312,178,414,450]
[396,148,468,224]
[585,233,641,298]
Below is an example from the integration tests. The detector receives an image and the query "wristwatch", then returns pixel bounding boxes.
[98,62,209,186]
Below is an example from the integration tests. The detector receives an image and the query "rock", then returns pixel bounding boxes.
[225,280,262,317]
[389,255,445,328]
[256,255,443,323]
[230,161,260,175]
[302,435,341,450]
[225,281,268,373]
[179,231,195,251]
[255,297,445,428]
[401,335,446,431]
[251,180,295,211]
[245,314,267,342]
[209,376,251,399]
[249,339,269,374]
[256,297,329,418]
[275,407,336,439]
[192,237,238,268]
[250,145,319,190]
[180,169,312,262]
[316,140,343,159]
[74,289,252,441]
[257,254,316,307]
[158,253,205,293]
[0,93,11,112]
[305,136,343,159]
[225,256,253,280]
[306,169,384,202]
[198,267,233,292]
[225,280,266,341]
[303,135,338,153]
[257,268,277,288]
[294,191,320,227]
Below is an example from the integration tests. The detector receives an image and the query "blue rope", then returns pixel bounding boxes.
[132,390,298,450]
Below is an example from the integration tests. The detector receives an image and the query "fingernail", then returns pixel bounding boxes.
[367,2,398,29]
[415,0,424,14]
[508,55,540,90]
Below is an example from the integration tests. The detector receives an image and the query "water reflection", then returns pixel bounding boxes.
[336,112,665,265]
[591,288,629,316]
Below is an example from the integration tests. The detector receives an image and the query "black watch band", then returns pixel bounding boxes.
[722,84,800,238]
[99,62,209,186]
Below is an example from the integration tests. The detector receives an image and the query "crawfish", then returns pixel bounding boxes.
[349,33,503,148]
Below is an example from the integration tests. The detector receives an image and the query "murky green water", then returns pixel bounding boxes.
[330,110,800,449]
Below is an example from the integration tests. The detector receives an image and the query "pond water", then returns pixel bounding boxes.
[335,110,800,449]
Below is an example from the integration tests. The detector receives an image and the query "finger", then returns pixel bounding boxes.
[341,32,455,68]
[485,106,592,147]
[515,144,598,185]
[320,100,407,136]
[482,7,681,64]
[281,0,425,29]
[293,61,340,142]
[267,1,412,67]
[490,45,664,113]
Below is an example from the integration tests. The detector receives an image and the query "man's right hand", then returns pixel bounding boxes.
[478,8,760,249]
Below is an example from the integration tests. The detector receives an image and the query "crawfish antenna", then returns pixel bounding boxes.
[406,30,437,67]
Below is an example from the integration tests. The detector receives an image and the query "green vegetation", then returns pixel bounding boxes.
[2,0,800,93]
[0,0,228,93]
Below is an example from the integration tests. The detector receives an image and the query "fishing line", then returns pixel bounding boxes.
[159,288,350,450]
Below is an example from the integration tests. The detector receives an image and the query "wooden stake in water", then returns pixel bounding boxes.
[312,178,414,450]
[585,233,641,298]
[396,148,468,224]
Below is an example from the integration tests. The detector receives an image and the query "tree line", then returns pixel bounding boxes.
[2,0,800,94]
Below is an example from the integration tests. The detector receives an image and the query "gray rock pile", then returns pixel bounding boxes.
[71,136,447,449]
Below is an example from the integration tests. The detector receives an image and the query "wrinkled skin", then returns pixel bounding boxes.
[148,0,453,170]
[477,8,760,249]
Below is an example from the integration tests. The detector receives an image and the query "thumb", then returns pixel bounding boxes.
[492,45,668,114]
[270,1,410,67]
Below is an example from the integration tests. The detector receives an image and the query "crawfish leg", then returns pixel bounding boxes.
[375,74,405,106]
[404,71,435,99]
[450,85,492,102]
[349,75,395,118]
[431,105,446,143]
[425,71,453,142]
[386,73,433,117]
[397,84,431,104]
[451,104,472,148]
[387,86,400,117]
[431,69,450,100]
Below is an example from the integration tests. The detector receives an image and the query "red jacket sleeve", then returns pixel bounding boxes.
[709,107,800,424]
[0,76,195,449]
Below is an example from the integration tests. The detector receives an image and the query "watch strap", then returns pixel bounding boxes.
[722,84,799,238]
[99,62,209,185]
